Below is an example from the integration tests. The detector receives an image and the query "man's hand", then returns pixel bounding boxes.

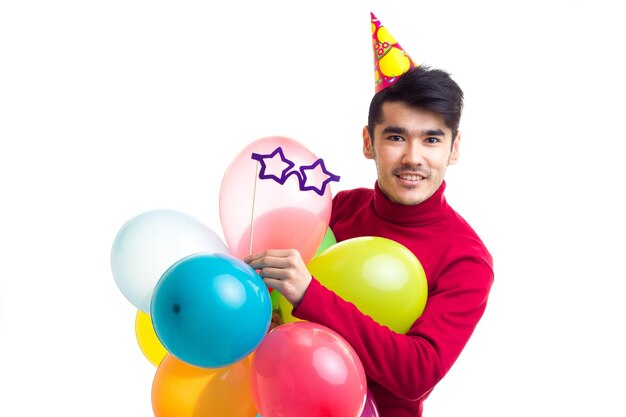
[245,249,312,307]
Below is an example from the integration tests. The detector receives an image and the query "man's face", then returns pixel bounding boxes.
[363,101,460,206]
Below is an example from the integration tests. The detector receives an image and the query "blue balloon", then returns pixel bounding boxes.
[151,252,271,368]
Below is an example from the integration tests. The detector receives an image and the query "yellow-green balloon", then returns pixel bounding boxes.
[270,289,281,310]
[307,236,427,334]
[277,292,304,324]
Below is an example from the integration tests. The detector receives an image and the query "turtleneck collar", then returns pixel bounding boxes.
[372,180,449,226]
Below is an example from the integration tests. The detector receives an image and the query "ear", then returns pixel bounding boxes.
[363,126,374,159]
[449,132,461,165]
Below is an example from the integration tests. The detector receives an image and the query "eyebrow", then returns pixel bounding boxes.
[382,125,446,137]
[423,129,446,137]
[382,125,409,135]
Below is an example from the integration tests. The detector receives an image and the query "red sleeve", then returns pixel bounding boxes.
[292,256,493,401]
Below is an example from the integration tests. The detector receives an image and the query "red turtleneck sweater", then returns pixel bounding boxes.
[293,181,494,417]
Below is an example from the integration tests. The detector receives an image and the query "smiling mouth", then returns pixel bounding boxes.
[397,173,426,182]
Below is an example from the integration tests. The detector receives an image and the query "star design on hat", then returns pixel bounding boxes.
[250,147,295,185]
[299,158,341,196]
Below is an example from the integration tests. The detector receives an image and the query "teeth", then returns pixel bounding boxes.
[399,174,423,181]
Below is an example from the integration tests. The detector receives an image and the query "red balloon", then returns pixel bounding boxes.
[250,322,367,417]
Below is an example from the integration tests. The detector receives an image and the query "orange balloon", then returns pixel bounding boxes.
[152,354,257,417]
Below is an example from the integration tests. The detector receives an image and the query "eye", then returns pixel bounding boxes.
[387,135,404,142]
[425,137,441,144]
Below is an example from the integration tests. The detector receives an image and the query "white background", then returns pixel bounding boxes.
[1,0,625,416]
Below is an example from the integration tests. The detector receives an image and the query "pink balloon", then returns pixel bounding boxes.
[219,136,334,263]
[361,389,380,417]
[250,322,367,417]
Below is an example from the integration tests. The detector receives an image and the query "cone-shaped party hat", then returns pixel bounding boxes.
[371,12,417,92]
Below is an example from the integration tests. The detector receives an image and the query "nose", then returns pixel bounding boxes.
[402,141,425,166]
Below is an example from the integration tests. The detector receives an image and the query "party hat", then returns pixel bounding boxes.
[371,12,417,92]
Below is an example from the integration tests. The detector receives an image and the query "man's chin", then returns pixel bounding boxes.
[379,180,427,205]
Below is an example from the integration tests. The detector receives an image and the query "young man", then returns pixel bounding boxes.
[246,65,493,417]
[245,15,494,417]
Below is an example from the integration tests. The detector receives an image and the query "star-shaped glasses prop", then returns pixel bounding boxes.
[250,147,295,185]
[251,146,340,196]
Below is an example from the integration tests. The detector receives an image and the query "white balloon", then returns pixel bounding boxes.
[111,209,228,312]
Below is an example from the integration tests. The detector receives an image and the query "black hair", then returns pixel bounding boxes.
[367,65,464,145]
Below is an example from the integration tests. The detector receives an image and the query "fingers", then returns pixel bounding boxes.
[244,249,311,307]
[257,267,290,281]
[247,256,292,271]
[260,277,284,292]
[245,249,300,264]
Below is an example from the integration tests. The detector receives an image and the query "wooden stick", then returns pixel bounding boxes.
[249,160,259,256]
